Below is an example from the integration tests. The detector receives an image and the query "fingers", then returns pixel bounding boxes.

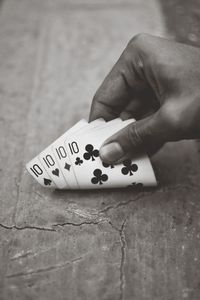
[99,109,172,163]
[119,98,143,120]
[89,62,133,121]
[89,34,151,122]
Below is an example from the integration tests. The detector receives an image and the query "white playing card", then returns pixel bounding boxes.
[38,145,70,189]
[66,119,157,189]
[64,119,133,188]
[63,118,129,189]
[86,118,123,135]
[26,156,57,188]
[37,119,88,189]
[51,118,106,189]
[26,119,124,189]
[26,118,157,190]
[26,119,87,189]
[50,119,89,189]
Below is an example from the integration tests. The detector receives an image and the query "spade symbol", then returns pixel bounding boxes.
[44,178,52,186]
[52,168,59,177]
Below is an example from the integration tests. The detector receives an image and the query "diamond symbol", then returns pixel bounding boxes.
[64,163,71,171]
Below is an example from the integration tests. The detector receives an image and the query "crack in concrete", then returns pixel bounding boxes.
[99,184,200,214]
[100,193,151,214]
[108,220,127,300]
[33,191,46,200]
[119,220,127,300]
[2,184,196,234]
[6,256,83,278]
[52,219,107,228]
[11,250,34,261]
[65,206,106,221]
[0,223,55,232]
[0,218,108,232]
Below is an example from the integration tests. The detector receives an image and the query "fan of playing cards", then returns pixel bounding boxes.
[26,118,157,189]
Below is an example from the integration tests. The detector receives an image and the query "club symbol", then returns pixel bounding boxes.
[102,161,114,169]
[64,162,71,171]
[127,182,143,189]
[52,168,59,177]
[83,144,99,161]
[44,178,52,186]
[91,169,108,185]
[121,160,138,176]
[75,157,83,166]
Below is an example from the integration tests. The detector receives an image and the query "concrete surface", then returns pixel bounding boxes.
[0,0,200,299]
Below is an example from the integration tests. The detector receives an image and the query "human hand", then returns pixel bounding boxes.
[89,34,200,164]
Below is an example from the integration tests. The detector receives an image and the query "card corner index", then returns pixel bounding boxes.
[26,156,57,188]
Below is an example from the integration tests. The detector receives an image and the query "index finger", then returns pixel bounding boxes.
[89,37,146,122]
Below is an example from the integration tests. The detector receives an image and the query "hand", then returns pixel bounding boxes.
[89,34,200,164]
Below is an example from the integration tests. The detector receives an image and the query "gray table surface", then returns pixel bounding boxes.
[0,0,200,299]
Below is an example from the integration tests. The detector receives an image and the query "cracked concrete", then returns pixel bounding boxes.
[119,220,127,300]
[0,223,55,232]
[6,256,83,279]
[1,0,200,299]
[109,220,127,300]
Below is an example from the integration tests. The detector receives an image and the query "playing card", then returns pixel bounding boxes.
[26,118,157,190]
[51,118,106,189]
[63,118,130,189]
[26,119,87,189]
[26,156,57,188]
[37,119,88,189]
[38,145,70,189]
[86,118,123,135]
[65,119,157,189]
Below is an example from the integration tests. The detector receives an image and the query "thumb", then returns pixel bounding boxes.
[99,111,169,163]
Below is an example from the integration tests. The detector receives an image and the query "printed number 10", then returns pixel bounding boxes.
[30,164,43,177]
[68,142,79,155]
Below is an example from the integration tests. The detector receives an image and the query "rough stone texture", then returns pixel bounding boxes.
[0,0,200,299]
[3,223,121,300]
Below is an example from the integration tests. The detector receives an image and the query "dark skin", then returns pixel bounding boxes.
[89,34,200,164]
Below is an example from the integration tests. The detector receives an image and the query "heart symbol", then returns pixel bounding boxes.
[52,168,59,177]
[44,178,52,186]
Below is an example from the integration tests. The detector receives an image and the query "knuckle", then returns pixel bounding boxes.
[127,123,144,149]
[123,47,133,66]
[127,33,150,49]
[160,104,185,137]
[124,33,152,71]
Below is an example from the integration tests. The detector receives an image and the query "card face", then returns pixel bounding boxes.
[52,118,106,189]
[26,119,87,189]
[26,156,57,188]
[38,145,69,189]
[63,118,127,188]
[51,120,89,189]
[85,118,123,136]
[64,119,133,189]
[26,118,157,190]
[65,119,157,189]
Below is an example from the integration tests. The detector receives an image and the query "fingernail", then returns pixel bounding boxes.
[100,142,124,163]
